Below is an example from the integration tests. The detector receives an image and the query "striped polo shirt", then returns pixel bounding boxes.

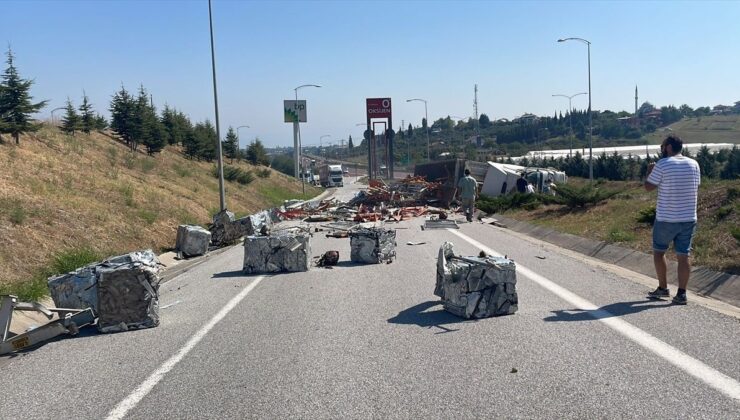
[647,155,701,222]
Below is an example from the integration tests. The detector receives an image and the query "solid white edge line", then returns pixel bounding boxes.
[447,229,740,402]
[105,275,265,420]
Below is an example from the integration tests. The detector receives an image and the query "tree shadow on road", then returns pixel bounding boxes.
[387,300,474,334]
[544,299,673,322]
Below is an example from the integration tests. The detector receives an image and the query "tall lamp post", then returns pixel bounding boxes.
[558,37,592,181]
[293,84,321,181]
[208,0,226,211]
[236,125,249,157]
[50,107,65,126]
[406,98,429,161]
[551,93,587,157]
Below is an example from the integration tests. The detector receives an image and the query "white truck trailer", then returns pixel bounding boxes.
[319,164,344,187]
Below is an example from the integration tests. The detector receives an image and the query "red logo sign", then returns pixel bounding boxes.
[366,98,392,119]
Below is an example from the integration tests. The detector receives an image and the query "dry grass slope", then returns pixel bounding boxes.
[0,125,321,295]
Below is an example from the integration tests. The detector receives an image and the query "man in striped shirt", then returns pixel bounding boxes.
[644,135,701,305]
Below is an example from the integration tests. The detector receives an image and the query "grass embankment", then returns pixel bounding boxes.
[0,125,321,300]
[497,178,740,274]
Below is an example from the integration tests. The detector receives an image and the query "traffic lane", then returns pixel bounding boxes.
[0,245,255,420]
[124,220,738,418]
[454,220,740,381]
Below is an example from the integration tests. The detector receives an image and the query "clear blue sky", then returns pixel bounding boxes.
[3,0,739,148]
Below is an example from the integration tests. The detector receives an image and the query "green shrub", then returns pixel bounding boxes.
[173,163,192,178]
[477,193,557,214]
[236,171,254,185]
[120,183,135,207]
[716,205,733,220]
[123,153,136,169]
[636,206,656,225]
[256,168,271,178]
[731,226,740,244]
[51,247,103,275]
[608,227,636,243]
[9,202,27,225]
[138,209,158,224]
[139,157,156,173]
[555,184,622,208]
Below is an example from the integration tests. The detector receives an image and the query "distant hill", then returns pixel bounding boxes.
[0,125,320,295]
[644,115,740,145]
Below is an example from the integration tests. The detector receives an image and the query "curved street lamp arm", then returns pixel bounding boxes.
[557,37,590,45]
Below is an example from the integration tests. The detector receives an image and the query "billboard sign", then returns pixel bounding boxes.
[284,100,307,123]
[366,97,392,119]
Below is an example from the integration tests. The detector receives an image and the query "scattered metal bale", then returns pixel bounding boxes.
[435,242,518,318]
[96,250,161,333]
[243,229,311,273]
[48,264,99,314]
[175,225,211,258]
[349,227,397,264]
[210,209,273,246]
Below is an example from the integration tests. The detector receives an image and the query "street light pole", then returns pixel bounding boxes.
[406,98,429,161]
[451,116,468,157]
[208,0,226,211]
[50,107,65,126]
[552,93,587,157]
[293,84,321,182]
[558,37,593,182]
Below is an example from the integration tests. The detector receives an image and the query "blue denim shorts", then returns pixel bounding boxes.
[652,221,697,255]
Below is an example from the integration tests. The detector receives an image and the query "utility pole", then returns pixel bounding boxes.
[208,0,226,212]
[474,84,479,138]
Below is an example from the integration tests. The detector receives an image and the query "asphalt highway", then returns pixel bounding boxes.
[1,180,738,419]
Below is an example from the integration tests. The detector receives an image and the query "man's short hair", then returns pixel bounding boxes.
[664,135,683,153]
[464,169,471,175]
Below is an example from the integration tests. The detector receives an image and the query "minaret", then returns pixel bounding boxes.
[635,85,638,115]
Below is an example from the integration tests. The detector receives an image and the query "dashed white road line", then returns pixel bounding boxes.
[448,229,740,402]
[105,276,266,420]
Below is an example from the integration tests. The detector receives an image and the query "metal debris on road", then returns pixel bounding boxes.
[243,228,311,273]
[96,250,162,333]
[435,242,518,319]
[175,225,211,258]
[422,219,460,230]
[350,227,397,264]
[315,251,339,268]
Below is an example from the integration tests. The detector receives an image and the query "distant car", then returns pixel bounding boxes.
[343,168,349,175]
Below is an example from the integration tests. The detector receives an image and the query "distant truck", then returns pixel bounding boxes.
[319,164,344,187]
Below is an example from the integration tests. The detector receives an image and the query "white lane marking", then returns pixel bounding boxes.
[105,276,265,420]
[448,229,740,402]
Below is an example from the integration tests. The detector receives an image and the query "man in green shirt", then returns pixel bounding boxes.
[457,169,478,222]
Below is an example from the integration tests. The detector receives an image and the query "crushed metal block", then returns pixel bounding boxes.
[175,225,211,258]
[243,229,311,273]
[96,250,161,333]
[48,264,99,314]
[435,242,517,318]
[349,227,396,264]
[211,210,272,246]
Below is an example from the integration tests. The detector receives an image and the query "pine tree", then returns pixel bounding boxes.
[110,85,136,149]
[407,123,413,138]
[348,135,354,150]
[246,138,269,166]
[193,120,217,161]
[0,47,48,144]
[78,91,95,134]
[61,98,80,135]
[136,87,166,155]
[223,126,238,163]
[94,114,108,130]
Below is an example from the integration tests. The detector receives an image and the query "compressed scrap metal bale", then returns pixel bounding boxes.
[243,230,311,273]
[349,227,397,264]
[209,210,236,246]
[435,242,517,318]
[48,263,100,313]
[175,225,211,257]
[96,250,161,333]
